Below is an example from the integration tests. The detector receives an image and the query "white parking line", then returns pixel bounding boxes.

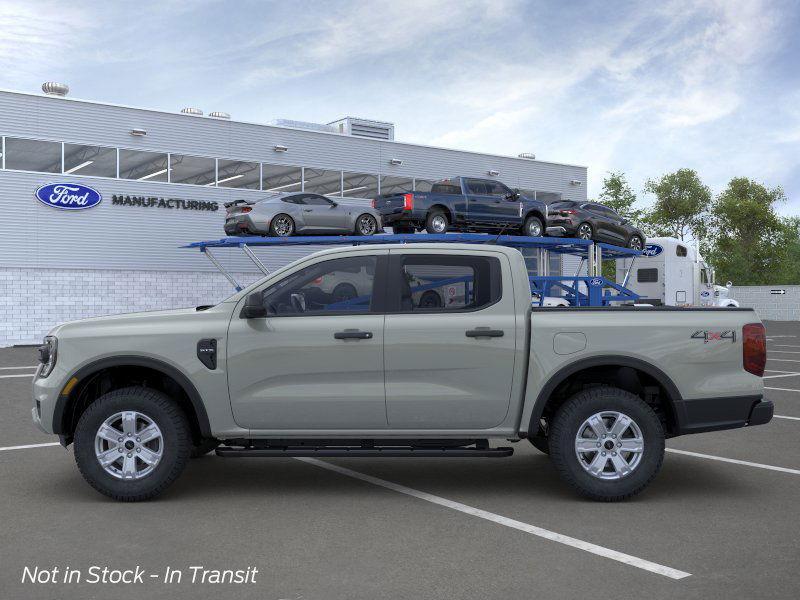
[666,449,800,475]
[765,387,800,393]
[0,365,38,370]
[764,369,798,374]
[0,374,35,379]
[0,442,61,452]
[774,415,800,421]
[766,335,798,338]
[763,372,800,379]
[768,350,800,355]
[771,345,800,349]
[767,358,800,364]
[297,457,691,580]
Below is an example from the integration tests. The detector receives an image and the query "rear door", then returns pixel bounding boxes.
[464,178,496,226]
[383,250,517,429]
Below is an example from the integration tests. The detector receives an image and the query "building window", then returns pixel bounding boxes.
[304,168,342,196]
[341,172,378,199]
[63,144,117,177]
[119,149,169,182]
[217,159,260,189]
[170,154,216,186]
[414,178,436,192]
[379,175,413,195]
[262,163,302,193]
[4,138,61,173]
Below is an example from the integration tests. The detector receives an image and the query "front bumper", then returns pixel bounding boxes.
[676,395,773,435]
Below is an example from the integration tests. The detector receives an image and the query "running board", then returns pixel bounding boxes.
[216,445,513,458]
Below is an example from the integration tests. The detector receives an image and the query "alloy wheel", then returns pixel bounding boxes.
[431,215,448,233]
[94,411,164,480]
[577,224,593,240]
[629,236,643,251]
[526,220,543,236]
[273,216,293,236]
[358,215,377,235]
[574,411,644,480]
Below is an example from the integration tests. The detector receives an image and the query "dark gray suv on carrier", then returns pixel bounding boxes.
[546,200,646,249]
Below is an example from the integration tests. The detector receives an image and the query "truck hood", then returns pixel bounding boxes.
[47,307,214,337]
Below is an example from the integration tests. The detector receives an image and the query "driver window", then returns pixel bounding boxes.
[261,256,377,315]
[485,181,511,197]
[304,195,333,206]
[466,179,489,195]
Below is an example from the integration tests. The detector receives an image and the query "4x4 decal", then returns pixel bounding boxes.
[691,330,736,344]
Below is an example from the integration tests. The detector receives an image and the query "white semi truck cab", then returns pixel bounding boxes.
[616,237,739,308]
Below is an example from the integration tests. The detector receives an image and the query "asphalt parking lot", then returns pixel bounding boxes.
[1,321,798,600]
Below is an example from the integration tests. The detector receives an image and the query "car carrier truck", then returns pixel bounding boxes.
[616,237,739,308]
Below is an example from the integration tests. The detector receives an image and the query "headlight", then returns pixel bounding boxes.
[38,336,58,378]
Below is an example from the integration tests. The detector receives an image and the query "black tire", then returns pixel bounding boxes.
[191,438,220,458]
[522,215,544,237]
[269,214,295,237]
[529,434,550,454]
[549,386,664,502]
[332,283,358,303]
[73,387,191,502]
[419,290,443,308]
[627,235,644,251]
[425,209,449,234]
[392,224,416,234]
[576,222,594,240]
[354,213,378,236]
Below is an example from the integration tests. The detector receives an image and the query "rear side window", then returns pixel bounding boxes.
[676,245,688,257]
[431,180,462,194]
[637,268,659,283]
[390,255,501,312]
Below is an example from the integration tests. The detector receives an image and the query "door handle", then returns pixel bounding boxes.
[303,209,313,212]
[334,330,373,340]
[465,328,504,338]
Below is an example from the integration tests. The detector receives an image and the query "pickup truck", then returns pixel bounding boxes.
[373,177,550,236]
[32,243,772,502]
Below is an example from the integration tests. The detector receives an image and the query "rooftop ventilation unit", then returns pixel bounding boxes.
[328,117,395,141]
[269,119,337,134]
[209,111,230,119]
[518,152,536,160]
[42,82,69,97]
[180,107,203,116]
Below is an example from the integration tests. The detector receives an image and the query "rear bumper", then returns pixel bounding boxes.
[675,395,773,435]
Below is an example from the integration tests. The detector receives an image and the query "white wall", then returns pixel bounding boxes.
[729,286,800,321]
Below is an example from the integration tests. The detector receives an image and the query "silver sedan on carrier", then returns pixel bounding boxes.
[224,192,383,237]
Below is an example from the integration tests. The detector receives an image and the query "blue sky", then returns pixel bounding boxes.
[2,0,799,213]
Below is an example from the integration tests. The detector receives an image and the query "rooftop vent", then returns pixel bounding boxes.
[209,111,230,119]
[180,107,204,116]
[328,117,395,141]
[518,152,536,160]
[42,82,69,97]
[269,119,337,134]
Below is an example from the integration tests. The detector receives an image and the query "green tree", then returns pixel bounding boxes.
[598,171,643,226]
[642,169,711,241]
[705,177,794,285]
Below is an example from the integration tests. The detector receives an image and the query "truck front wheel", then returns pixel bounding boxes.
[73,387,192,501]
[549,387,664,501]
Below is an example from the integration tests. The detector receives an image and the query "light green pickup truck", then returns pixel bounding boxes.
[32,243,772,502]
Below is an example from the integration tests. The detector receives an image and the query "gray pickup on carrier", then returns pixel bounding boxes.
[32,243,772,502]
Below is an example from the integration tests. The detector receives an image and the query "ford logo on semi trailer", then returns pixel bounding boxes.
[641,244,663,257]
[35,183,102,210]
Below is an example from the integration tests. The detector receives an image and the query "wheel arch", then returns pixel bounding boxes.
[526,355,684,438]
[524,209,546,224]
[427,203,453,222]
[53,356,212,444]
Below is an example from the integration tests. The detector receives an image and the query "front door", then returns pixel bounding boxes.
[383,250,517,429]
[464,179,496,226]
[300,194,350,232]
[227,253,388,430]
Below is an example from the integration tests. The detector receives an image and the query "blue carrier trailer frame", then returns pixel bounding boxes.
[183,233,641,307]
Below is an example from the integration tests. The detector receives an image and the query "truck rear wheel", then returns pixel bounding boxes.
[549,386,664,501]
[425,210,449,234]
[73,387,191,501]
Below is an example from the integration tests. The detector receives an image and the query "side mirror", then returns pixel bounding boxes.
[241,292,268,318]
[726,281,732,288]
[329,201,338,208]
[505,191,520,201]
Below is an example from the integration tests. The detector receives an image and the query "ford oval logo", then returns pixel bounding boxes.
[641,244,663,257]
[588,277,603,287]
[35,183,102,210]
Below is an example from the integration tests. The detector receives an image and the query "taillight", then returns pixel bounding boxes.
[241,207,252,213]
[743,323,766,376]
[403,193,414,211]
[560,209,577,215]
[371,199,377,209]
